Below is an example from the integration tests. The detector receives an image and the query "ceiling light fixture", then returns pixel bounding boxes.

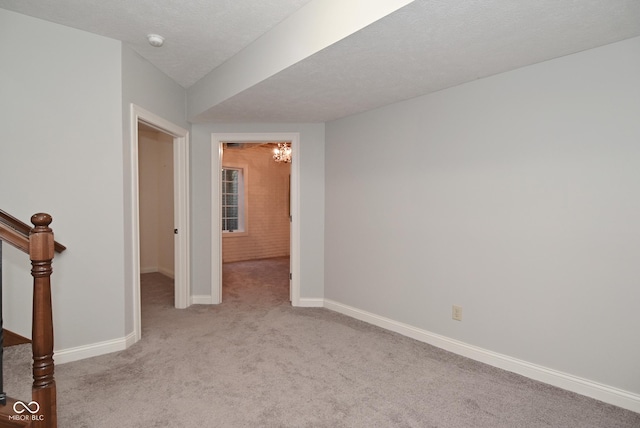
[147,34,165,47]
[273,142,292,163]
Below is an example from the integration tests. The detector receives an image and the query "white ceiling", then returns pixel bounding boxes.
[2,0,640,123]
[0,0,313,88]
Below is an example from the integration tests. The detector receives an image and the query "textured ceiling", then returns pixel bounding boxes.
[2,0,640,123]
[0,0,313,88]
[195,0,640,122]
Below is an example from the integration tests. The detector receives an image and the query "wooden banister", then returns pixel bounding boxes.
[0,212,61,428]
[0,223,29,254]
[0,210,66,254]
[28,214,56,428]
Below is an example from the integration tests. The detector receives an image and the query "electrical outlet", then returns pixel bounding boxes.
[452,305,463,321]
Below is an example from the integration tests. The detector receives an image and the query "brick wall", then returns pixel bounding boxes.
[222,144,291,263]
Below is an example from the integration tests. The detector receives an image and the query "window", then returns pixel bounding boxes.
[221,167,245,232]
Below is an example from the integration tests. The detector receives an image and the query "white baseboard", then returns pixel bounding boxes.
[297,297,324,307]
[191,295,214,305]
[124,331,138,348]
[189,296,323,306]
[140,267,175,278]
[54,331,136,365]
[158,266,175,279]
[50,298,640,413]
[323,299,640,413]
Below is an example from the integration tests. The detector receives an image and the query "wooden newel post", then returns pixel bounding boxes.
[29,213,57,428]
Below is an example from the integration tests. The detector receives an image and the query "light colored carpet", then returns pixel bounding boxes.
[4,256,640,427]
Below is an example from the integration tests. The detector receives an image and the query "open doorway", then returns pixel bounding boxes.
[129,104,190,342]
[211,133,301,306]
[138,123,175,298]
[221,143,291,302]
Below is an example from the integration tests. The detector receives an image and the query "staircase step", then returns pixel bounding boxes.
[0,397,33,427]
[2,331,30,348]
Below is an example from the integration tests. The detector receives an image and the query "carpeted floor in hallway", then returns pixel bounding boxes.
[4,256,639,427]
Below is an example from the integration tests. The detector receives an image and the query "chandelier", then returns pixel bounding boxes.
[273,142,292,163]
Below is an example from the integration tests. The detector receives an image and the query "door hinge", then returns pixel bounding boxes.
[174,229,178,234]
[289,273,292,280]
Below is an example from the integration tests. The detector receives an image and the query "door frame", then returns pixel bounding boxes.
[211,132,300,305]
[129,104,191,341]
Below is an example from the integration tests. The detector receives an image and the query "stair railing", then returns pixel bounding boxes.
[0,211,65,428]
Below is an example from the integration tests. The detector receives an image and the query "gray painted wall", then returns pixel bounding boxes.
[121,46,189,131]
[325,36,640,394]
[1,9,124,350]
[1,9,189,351]
[121,44,189,335]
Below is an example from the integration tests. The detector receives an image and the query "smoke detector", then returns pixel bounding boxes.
[147,34,165,47]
